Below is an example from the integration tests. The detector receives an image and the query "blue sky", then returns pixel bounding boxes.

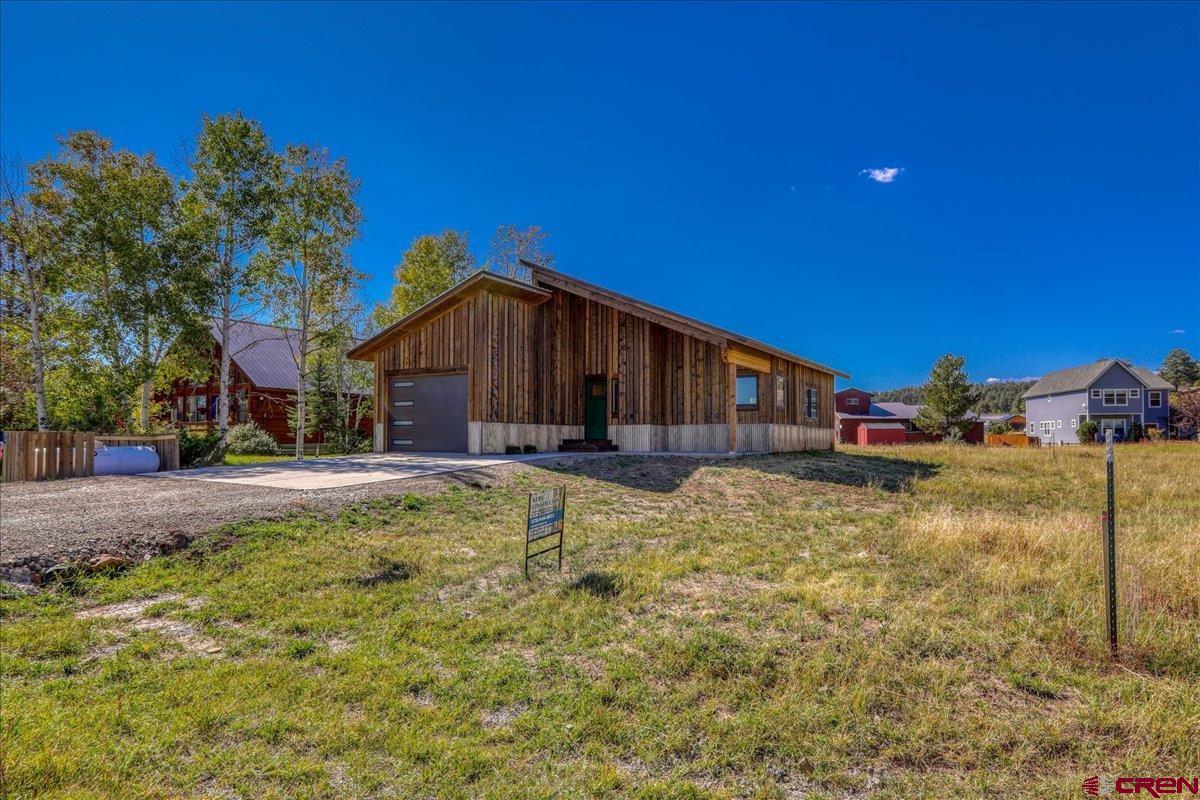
[3,1,1197,389]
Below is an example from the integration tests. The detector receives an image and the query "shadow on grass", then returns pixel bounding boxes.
[742,451,940,493]
[355,559,420,587]
[570,570,622,598]
[542,450,940,494]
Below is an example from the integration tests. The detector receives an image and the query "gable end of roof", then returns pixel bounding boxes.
[1022,359,1175,399]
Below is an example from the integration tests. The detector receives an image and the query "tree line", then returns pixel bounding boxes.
[875,378,1034,414]
[1,112,553,457]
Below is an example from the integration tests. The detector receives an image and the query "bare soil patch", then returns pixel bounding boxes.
[77,593,221,658]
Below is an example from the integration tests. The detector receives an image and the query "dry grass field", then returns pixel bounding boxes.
[2,443,1197,799]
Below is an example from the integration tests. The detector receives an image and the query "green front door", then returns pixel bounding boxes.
[584,377,608,440]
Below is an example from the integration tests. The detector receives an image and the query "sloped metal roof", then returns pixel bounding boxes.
[838,402,998,423]
[874,402,923,419]
[206,318,300,392]
[836,402,920,420]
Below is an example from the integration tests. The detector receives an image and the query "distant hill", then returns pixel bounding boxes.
[873,380,1035,414]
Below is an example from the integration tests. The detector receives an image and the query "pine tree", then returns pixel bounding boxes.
[1160,348,1199,388]
[913,354,978,440]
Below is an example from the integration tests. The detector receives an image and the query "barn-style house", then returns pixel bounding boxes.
[348,264,848,454]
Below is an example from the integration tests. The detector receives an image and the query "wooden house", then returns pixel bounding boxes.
[161,318,371,445]
[347,265,847,454]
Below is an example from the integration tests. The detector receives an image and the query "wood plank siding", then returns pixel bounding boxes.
[363,279,837,439]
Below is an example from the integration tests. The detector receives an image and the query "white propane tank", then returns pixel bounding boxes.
[93,445,160,476]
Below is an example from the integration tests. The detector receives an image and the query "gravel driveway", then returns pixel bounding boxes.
[0,462,547,585]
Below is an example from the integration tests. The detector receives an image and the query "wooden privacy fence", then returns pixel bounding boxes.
[95,434,180,472]
[2,431,96,482]
[985,432,1040,448]
[2,431,179,482]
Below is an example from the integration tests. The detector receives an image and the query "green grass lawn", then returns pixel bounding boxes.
[3,444,1198,799]
[220,453,326,466]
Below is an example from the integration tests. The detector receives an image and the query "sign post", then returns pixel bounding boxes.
[1102,429,1118,658]
[526,486,566,578]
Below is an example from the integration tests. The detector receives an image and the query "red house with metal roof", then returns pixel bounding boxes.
[835,388,1020,444]
[160,318,371,445]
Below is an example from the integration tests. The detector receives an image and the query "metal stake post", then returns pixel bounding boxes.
[1102,430,1117,658]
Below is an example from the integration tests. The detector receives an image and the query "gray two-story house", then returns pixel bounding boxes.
[1022,359,1174,444]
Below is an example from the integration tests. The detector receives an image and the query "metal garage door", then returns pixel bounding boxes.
[387,373,468,452]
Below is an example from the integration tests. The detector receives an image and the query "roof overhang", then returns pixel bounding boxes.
[524,261,850,379]
[348,271,551,361]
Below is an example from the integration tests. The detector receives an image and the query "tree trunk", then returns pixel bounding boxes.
[26,287,49,432]
[218,292,232,444]
[295,311,308,461]
[336,348,350,450]
[140,381,152,431]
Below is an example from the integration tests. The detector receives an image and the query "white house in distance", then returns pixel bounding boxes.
[1021,359,1173,444]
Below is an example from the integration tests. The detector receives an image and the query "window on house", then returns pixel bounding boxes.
[805,387,819,420]
[1057,420,1062,428]
[1029,422,1035,432]
[235,388,248,423]
[776,374,786,411]
[187,395,208,423]
[1103,389,1128,406]
[1130,388,1140,398]
[1091,389,1102,399]
[1148,391,1162,408]
[736,374,758,407]
[846,397,859,406]
[611,378,620,418]
[1071,418,1077,428]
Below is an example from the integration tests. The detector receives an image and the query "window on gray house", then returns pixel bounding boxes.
[1102,389,1128,406]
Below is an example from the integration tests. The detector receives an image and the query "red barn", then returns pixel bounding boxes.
[857,422,907,445]
[835,388,1019,445]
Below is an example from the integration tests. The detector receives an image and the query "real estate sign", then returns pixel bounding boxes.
[525,486,565,577]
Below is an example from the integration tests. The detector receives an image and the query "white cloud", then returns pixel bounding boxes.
[860,167,904,183]
[1173,328,1186,334]
[987,376,1041,383]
